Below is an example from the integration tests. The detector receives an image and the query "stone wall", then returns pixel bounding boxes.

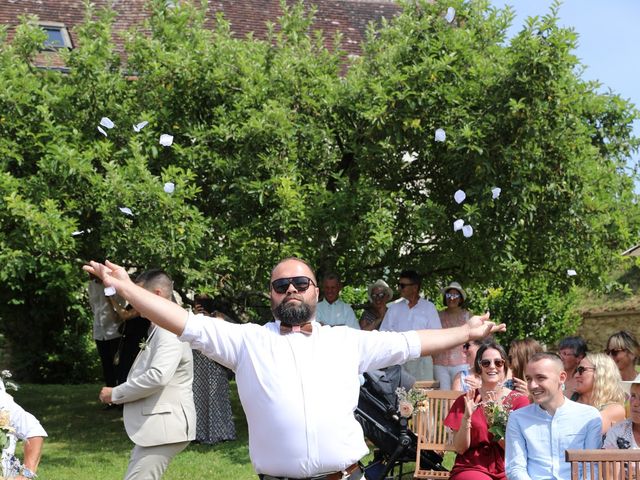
[577,311,640,352]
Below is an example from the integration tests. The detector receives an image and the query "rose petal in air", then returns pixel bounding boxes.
[445,7,456,23]
[435,128,446,142]
[454,189,466,204]
[159,134,174,146]
[104,286,116,296]
[462,225,473,238]
[453,219,464,231]
[567,269,577,276]
[133,121,149,132]
[119,207,134,216]
[492,187,501,199]
[100,117,115,129]
[97,126,108,137]
[163,182,175,194]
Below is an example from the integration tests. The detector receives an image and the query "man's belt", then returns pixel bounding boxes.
[259,462,362,480]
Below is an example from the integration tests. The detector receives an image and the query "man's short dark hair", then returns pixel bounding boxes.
[135,269,173,299]
[399,270,421,288]
[558,336,588,357]
[528,351,564,370]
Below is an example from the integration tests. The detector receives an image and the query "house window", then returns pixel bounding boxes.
[39,23,72,49]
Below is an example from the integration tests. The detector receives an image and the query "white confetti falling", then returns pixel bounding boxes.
[97,126,108,137]
[163,182,175,194]
[402,151,418,163]
[100,117,115,129]
[104,286,116,297]
[159,134,174,146]
[491,187,501,199]
[454,189,466,204]
[330,233,339,246]
[462,225,474,238]
[435,128,446,142]
[133,121,149,132]
[71,230,85,236]
[445,7,456,23]
[567,269,577,277]
[119,207,134,216]
[453,219,464,231]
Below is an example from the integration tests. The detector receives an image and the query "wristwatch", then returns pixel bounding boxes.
[21,466,37,479]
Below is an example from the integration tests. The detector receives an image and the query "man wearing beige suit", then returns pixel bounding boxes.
[98,269,196,480]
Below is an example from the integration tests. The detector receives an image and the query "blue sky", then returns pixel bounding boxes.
[489,0,640,172]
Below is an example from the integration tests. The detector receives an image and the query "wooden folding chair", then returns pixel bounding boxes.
[565,449,640,479]
[413,389,461,479]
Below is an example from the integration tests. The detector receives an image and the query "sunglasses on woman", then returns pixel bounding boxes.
[575,366,596,375]
[372,292,387,300]
[605,348,627,357]
[480,359,505,369]
[271,276,316,294]
[445,292,461,300]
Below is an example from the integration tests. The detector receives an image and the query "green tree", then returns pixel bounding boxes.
[0,0,638,380]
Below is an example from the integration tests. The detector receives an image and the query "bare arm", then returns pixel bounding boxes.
[21,435,44,473]
[452,390,478,454]
[416,312,505,356]
[84,261,188,336]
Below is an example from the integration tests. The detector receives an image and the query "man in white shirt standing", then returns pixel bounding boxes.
[84,257,504,480]
[315,273,359,329]
[380,270,441,381]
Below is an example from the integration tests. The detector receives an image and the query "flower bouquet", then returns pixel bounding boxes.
[482,396,515,441]
[395,386,427,418]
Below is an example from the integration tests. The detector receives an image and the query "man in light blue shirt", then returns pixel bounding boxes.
[506,352,602,480]
[315,273,359,329]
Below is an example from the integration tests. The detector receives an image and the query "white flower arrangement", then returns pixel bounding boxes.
[395,386,427,418]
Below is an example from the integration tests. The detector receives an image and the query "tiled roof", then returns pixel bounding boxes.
[0,0,401,64]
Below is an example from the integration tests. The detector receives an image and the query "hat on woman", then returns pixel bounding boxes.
[620,373,640,394]
[442,281,467,301]
[368,279,393,302]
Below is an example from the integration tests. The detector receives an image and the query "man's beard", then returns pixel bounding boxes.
[273,296,315,325]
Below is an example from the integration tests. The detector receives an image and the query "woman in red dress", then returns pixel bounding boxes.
[444,341,530,480]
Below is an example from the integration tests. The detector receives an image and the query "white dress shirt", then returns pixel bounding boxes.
[180,313,421,477]
[315,299,359,329]
[87,279,122,340]
[380,297,440,381]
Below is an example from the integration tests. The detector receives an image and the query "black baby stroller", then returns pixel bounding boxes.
[355,366,447,480]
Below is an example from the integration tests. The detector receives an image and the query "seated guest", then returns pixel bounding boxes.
[573,353,626,435]
[359,280,392,331]
[444,341,529,479]
[606,331,640,381]
[557,336,587,398]
[506,352,602,480]
[452,339,484,392]
[508,338,543,396]
[603,374,640,450]
[434,282,471,390]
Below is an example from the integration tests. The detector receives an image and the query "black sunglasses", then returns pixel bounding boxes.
[372,292,387,300]
[480,359,505,369]
[605,348,627,357]
[575,366,596,375]
[271,276,316,294]
[398,282,415,289]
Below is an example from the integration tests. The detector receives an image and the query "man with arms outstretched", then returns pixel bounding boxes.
[86,257,504,480]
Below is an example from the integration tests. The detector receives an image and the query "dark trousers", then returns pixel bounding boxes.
[96,337,121,387]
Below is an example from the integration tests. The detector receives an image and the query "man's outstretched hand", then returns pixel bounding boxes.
[468,312,506,340]
[83,260,132,293]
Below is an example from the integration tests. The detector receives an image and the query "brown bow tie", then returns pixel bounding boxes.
[280,322,313,335]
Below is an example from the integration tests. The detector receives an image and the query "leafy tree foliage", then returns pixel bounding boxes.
[0,0,637,380]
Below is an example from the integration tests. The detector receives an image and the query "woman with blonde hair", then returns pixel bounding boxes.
[606,331,640,381]
[574,352,626,435]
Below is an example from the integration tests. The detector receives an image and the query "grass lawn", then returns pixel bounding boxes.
[13,382,255,479]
